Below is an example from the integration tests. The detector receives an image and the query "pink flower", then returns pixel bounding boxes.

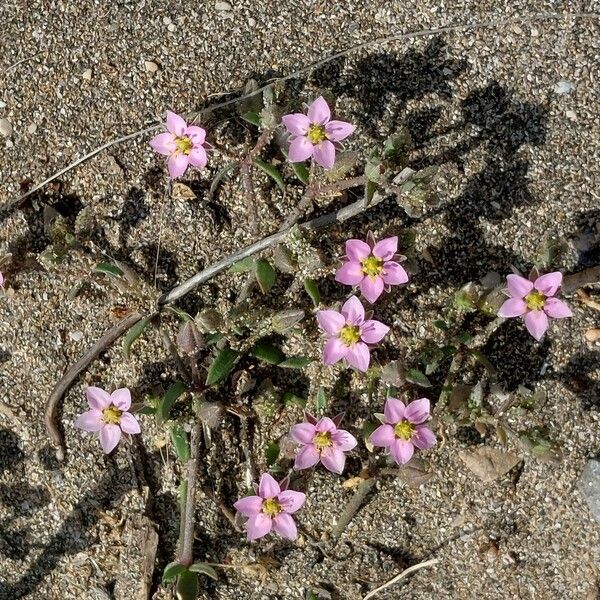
[290,413,357,474]
[370,397,436,465]
[497,272,573,341]
[149,111,208,178]
[0,272,3,287]
[317,296,389,372]
[75,386,141,453]
[281,96,354,170]
[233,473,306,541]
[335,236,409,304]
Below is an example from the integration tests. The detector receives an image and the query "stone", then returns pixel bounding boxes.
[578,459,600,523]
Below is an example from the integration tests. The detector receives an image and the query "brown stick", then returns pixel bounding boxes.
[563,266,600,293]
[44,312,144,460]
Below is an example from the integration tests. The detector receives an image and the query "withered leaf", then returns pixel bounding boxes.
[459,446,521,482]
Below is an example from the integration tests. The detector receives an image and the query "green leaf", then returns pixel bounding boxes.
[158,381,186,423]
[382,128,412,160]
[303,277,320,307]
[315,387,327,414]
[162,561,187,582]
[210,162,238,196]
[250,341,285,365]
[94,262,124,278]
[170,424,190,463]
[189,562,218,580]
[228,257,255,273]
[205,332,225,346]
[241,111,261,126]
[163,305,194,322]
[254,158,285,192]
[278,356,312,369]
[406,368,433,388]
[137,405,156,415]
[365,157,384,183]
[265,441,280,466]
[433,319,449,331]
[176,570,199,600]
[364,179,378,206]
[206,346,240,386]
[122,314,154,360]
[254,258,277,294]
[283,391,307,408]
[469,349,498,378]
[291,161,310,185]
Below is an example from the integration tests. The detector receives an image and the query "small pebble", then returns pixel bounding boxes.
[27,123,37,134]
[215,1,232,10]
[0,118,13,137]
[554,80,574,94]
[144,60,160,73]
[82,68,92,80]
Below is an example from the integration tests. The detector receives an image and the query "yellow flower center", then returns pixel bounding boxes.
[525,290,546,311]
[339,324,361,347]
[307,124,327,144]
[361,255,384,278]
[262,498,282,517]
[394,420,415,441]
[175,135,193,155]
[313,431,332,450]
[102,405,122,425]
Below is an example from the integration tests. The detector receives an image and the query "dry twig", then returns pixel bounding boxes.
[362,558,440,600]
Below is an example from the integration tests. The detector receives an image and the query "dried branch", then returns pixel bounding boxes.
[44,311,145,460]
[362,558,440,600]
[563,266,600,293]
[331,477,377,540]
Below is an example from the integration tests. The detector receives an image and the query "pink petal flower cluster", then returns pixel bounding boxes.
[370,397,436,465]
[234,473,306,541]
[290,414,357,474]
[497,272,572,341]
[335,236,408,304]
[150,111,208,179]
[317,296,389,372]
[282,96,354,170]
[75,386,141,453]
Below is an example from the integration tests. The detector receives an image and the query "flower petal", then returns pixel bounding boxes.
[315,417,336,432]
[412,425,436,450]
[149,132,176,155]
[294,444,320,470]
[119,412,141,435]
[506,274,533,298]
[534,272,563,297]
[360,276,385,304]
[322,337,348,365]
[307,96,331,124]
[258,473,280,499]
[381,262,409,285]
[316,310,345,335]
[278,490,306,514]
[312,140,336,170]
[498,298,528,318]
[233,495,263,517]
[332,429,358,451]
[384,397,406,423]
[188,146,207,169]
[320,447,346,474]
[166,111,187,136]
[341,295,365,324]
[74,410,103,432]
[86,386,111,410]
[335,261,364,285]
[404,398,431,424]
[272,513,297,540]
[99,424,122,454]
[185,125,206,144]
[282,113,310,135]
[372,237,398,261]
[111,388,131,411]
[544,297,573,319]
[345,342,370,371]
[246,513,272,540]
[345,239,371,261]
[288,136,314,162]
[290,422,317,444]
[168,153,189,179]
[524,310,549,341]
[370,424,395,447]
[360,319,389,344]
[390,439,414,465]
[325,119,355,142]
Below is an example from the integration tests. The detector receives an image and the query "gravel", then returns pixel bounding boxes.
[1,2,599,600]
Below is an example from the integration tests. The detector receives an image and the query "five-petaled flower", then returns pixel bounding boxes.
[370,397,436,465]
[497,272,572,341]
[282,96,355,170]
[149,111,209,179]
[75,386,141,454]
[335,236,409,304]
[290,413,357,474]
[233,473,306,541]
[317,296,389,372]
